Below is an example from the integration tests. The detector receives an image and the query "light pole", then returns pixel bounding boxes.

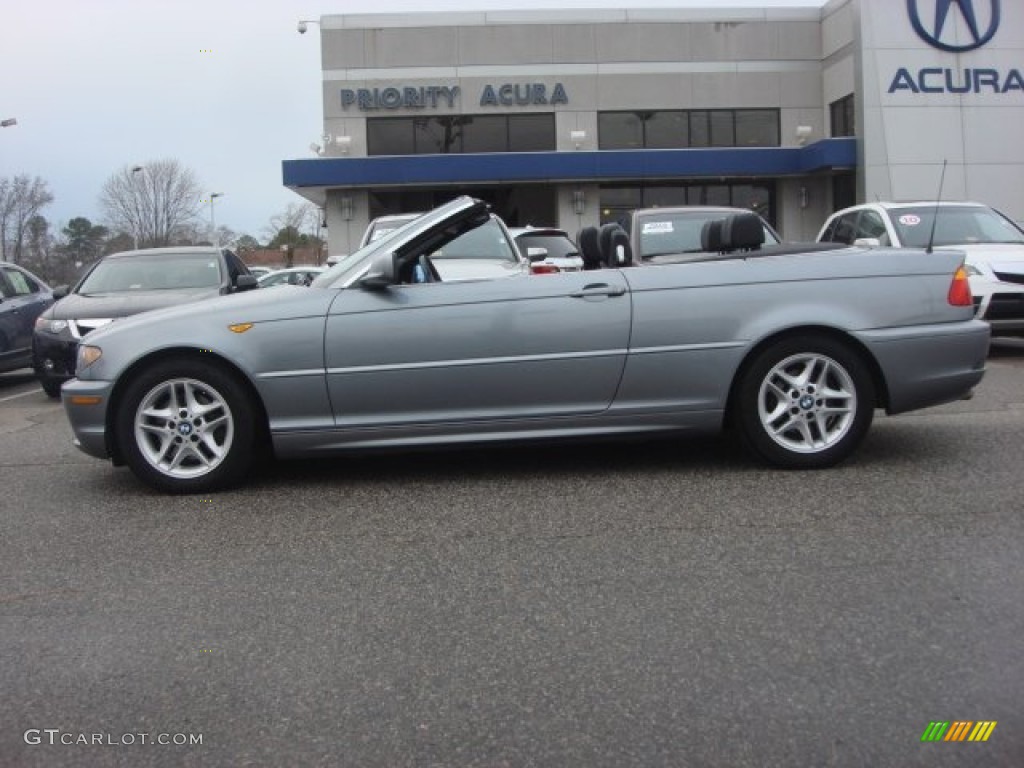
[208,192,224,245]
[131,165,145,249]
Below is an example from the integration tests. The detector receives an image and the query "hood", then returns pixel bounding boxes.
[49,287,222,320]
[80,285,337,346]
[951,243,1024,274]
[435,259,526,281]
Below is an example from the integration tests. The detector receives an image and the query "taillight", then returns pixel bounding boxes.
[948,266,973,306]
[530,264,560,275]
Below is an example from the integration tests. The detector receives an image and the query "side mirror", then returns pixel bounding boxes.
[53,285,69,300]
[234,274,259,292]
[525,246,548,263]
[359,253,397,290]
[853,237,881,247]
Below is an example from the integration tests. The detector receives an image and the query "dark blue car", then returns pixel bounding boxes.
[0,262,53,375]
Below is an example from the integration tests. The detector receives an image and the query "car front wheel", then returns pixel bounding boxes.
[115,359,256,493]
[735,335,875,469]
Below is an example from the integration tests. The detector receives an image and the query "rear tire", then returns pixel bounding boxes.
[735,335,875,469]
[115,358,257,493]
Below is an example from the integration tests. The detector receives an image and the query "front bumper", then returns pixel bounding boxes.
[32,331,78,382]
[62,378,115,460]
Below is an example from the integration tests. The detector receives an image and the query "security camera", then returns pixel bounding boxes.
[297,21,308,34]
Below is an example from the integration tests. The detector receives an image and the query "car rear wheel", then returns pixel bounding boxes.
[116,359,256,493]
[735,335,875,468]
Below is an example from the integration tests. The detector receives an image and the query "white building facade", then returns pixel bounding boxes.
[283,0,1023,255]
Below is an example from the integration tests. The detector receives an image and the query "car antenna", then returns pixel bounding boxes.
[926,159,947,254]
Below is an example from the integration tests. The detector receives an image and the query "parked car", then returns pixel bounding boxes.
[0,262,53,375]
[257,266,325,288]
[508,227,584,273]
[33,247,258,398]
[359,213,423,248]
[61,196,988,493]
[616,206,782,264]
[817,201,1024,336]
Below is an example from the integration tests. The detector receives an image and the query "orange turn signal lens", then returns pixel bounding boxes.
[228,323,254,334]
[69,396,103,406]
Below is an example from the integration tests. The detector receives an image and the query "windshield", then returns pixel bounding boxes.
[636,210,780,257]
[309,199,505,290]
[889,205,1024,248]
[77,253,222,294]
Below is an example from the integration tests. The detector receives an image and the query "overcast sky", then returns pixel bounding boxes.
[1,0,827,242]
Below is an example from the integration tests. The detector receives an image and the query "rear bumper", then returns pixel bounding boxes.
[856,319,990,415]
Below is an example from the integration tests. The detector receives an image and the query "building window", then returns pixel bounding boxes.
[368,114,555,156]
[599,109,779,149]
[600,181,776,228]
[830,94,855,137]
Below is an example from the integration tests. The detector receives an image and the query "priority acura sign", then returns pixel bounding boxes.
[888,0,1022,95]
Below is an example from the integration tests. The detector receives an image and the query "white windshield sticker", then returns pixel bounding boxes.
[642,221,674,234]
[899,214,921,226]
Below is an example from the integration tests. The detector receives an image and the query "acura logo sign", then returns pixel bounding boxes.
[908,0,1000,52]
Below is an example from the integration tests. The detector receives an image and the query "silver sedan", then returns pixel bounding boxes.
[61,196,989,493]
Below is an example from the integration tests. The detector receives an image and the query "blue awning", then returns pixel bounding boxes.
[282,137,856,190]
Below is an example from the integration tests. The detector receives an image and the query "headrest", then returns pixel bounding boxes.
[577,226,602,269]
[701,219,723,252]
[598,223,633,267]
[720,213,764,252]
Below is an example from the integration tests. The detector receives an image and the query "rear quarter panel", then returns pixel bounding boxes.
[613,247,974,414]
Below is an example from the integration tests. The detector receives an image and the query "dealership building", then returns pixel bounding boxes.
[283,0,1024,255]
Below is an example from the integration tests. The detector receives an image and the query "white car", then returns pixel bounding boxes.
[508,227,584,273]
[359,213,423,248]
[817,201,1024,336]
[257,266,324,288]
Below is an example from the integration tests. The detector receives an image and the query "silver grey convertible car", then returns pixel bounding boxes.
[62,196,990,493]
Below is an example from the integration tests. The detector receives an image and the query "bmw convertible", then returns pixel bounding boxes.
[61,196,990,493]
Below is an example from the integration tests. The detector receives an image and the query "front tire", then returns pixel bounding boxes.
[39,376,63,399]
[115,359,257,493]
[735,335,875,469]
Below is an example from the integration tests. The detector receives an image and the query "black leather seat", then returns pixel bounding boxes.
[577,226,603,270]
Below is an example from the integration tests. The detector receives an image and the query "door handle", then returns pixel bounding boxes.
[569,283,626,299]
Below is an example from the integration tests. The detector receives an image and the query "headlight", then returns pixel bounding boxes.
[35,317,68,333]
[77,345,103,369]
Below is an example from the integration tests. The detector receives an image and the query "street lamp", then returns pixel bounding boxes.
[1,118,16,128]
[131,165,145,249]
[208,192,224,245]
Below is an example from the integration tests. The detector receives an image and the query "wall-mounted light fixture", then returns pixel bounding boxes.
[569,130,586,150]
[572,189,586,215]
[340,196,354,221]
[795,125,813,146]
[334,135,352,154]
[799,186,809,209]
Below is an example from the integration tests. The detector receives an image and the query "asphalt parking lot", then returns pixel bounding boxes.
[2,340,1022,767]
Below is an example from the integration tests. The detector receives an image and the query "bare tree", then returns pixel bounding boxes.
[98,160,202,248]
[0,175,55,263]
